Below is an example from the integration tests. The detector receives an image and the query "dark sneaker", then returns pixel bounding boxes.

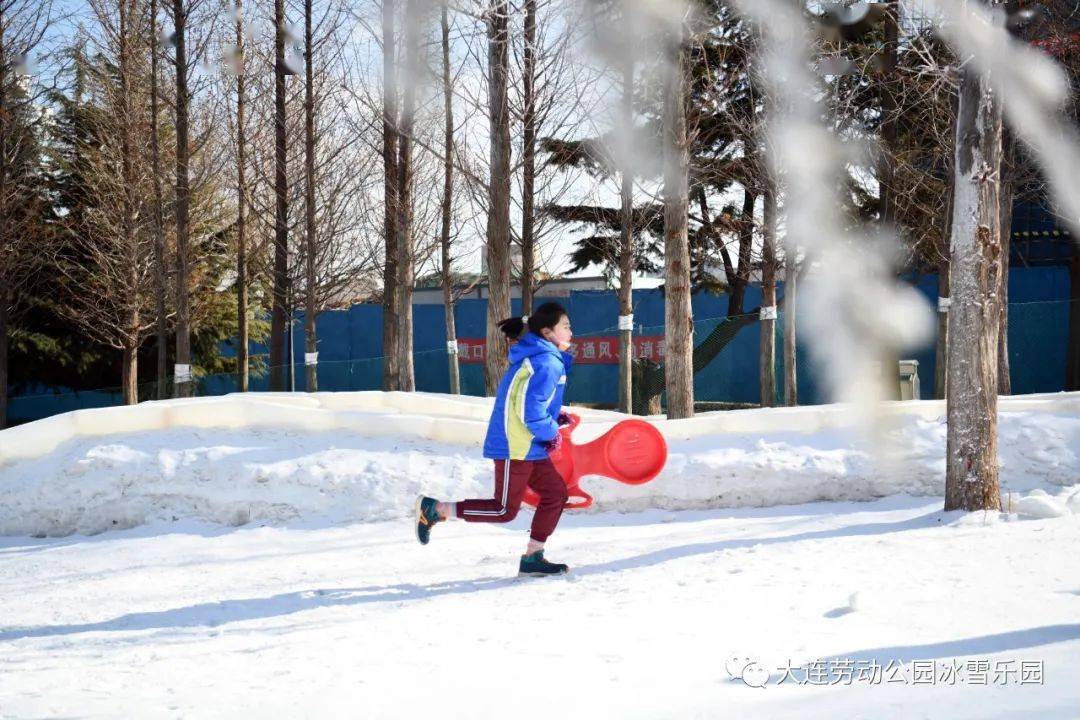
[518,550,569,577]
[415,495,441,545]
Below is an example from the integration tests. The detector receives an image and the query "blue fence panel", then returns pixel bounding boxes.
[6,267,1074,424]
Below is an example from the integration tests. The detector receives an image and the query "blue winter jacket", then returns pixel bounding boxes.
[482,332,573,461]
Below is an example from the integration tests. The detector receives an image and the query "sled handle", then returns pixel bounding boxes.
[564,485,593,510]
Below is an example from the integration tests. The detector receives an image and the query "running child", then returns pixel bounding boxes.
[415,301,575,577]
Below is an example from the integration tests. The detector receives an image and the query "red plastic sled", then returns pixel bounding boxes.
[522,413,667,510]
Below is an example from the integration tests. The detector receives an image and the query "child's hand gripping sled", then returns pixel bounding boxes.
[522,412,668,510]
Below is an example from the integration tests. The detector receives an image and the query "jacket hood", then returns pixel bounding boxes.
[508,331,560,364]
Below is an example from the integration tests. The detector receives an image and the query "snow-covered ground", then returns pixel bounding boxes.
[3,497,1079,718]
[1,393,1079,718]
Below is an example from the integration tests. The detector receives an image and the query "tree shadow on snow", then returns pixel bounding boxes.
[0,576,522,643]
[822,624,1080,664]
[561,494,940,529]
[0,509,948,643]
[0,522,245,556]
[565,508,946,576]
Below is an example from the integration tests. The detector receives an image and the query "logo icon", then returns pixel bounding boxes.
[725,655,771,688]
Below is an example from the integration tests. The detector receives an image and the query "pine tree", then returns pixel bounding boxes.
[0,29,52,426]
[544,3,756,302]
[544,1,762,414]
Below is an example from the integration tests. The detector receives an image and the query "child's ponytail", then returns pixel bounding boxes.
[497,316,527,340]
[497,302,567,341]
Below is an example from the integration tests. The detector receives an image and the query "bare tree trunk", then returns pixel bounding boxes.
[120,0,139,406]
[997,130,1014,395]
[441,260,460,395]
[235,0,249,392]
[0,19,7,428]
[617,57,635,414]
[287,278,295,390]
[728,189,755,317]
[270,0,290,392]
[936,168,955,400]
[935,254,950,399]
[484,0,512,395]
[996,219,1011,394]
[0,14,6,428]
[783,250,797,406]
[760,187,777,407]
[729,39,757,321]
[122,344,138,405]
[519,0,537,314]
[303,0,318,393]
[150,0,168,399]
[878,0,900,401]
[662,20,693,420]
[395,0,421,392]
[441,278,459,396]
[944,46,1003,513]
[381,0,400,391]
[173,0,192,397]
[0,285,8,428]
[878,0,898,226]
[1067,252,1080,391]
[440,0,460,395]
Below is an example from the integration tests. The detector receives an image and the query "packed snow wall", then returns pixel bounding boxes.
[1,392,1079,536]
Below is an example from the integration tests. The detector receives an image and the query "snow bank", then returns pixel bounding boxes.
[0,392,500,466]
[1,391,1078,536]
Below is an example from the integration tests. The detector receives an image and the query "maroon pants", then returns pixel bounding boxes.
[456,458,568,542]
